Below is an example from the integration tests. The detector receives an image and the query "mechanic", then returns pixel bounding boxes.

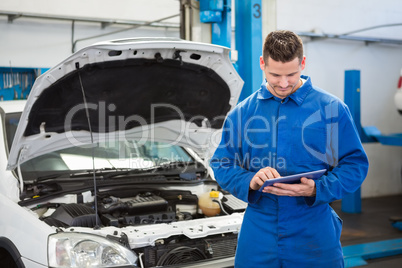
[210,30,369,267]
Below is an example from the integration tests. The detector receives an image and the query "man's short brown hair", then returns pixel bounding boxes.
[262,30,304,64]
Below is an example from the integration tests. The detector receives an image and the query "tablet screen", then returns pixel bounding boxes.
[258,169,327,192]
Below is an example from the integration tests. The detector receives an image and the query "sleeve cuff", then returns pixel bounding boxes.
[248,189,262,204]
[304,196,316,206]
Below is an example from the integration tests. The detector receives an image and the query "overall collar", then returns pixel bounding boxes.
[257,75,312,105]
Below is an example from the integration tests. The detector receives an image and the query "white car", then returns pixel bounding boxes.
[0,38,245,268]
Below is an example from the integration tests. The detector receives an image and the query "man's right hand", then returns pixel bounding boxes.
[249,166,281,191]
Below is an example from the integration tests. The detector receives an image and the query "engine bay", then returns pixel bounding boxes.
[27,184,246,267]
[39,190,199,228]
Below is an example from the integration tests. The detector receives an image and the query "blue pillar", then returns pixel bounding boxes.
[342,70,362,213]
[344,70,376,143]
[235,0,263,102]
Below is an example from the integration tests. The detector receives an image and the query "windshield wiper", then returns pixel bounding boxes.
[154,160,195,169]
[34,172,75,183]
[69,168,134,178]
[33,168,130,182]
[102,161,197,179]
[34,161,198,182]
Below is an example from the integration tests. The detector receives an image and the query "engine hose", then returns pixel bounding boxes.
[212,199,229,215]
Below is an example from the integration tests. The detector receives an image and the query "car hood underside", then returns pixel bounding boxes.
[7,38,243,169]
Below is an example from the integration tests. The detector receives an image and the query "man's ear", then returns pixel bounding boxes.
[260,56,265,71]
[301,56,306,70]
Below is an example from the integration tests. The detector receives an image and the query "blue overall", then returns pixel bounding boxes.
[210,76,369,267]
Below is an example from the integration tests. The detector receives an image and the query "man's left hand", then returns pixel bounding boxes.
[262,177,316,197]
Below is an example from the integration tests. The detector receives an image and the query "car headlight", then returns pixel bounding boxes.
[48,232,137,267]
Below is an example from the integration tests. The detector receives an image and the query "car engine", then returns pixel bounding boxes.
[41,191,192,228]
[33,187,246,267]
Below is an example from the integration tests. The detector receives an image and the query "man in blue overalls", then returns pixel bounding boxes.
[210,30,369,267]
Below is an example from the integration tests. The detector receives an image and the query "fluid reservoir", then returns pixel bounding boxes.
[198,191,221,216]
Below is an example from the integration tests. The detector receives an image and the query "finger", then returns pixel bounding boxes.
[300,177,316,196]
[270,167,281,178]
[261,185,276,193]
[263,166,281,178]
[272,182,292,190]
[261,168,276,179]
[263,186,293,196]
[256,170,269,182]
[250,174,265,190]
[251,171,268,190]
[300,177,314,186]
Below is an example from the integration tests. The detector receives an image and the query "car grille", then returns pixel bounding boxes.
[138,233,237,267]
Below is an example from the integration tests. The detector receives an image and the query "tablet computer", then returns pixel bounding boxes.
[258,169,327,192]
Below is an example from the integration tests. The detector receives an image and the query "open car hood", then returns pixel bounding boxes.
[7,38,243,170]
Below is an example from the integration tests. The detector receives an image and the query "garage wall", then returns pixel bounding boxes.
[0,0,181,67]
[267,0,402,198]
[0,0,180,23]
[1,0,401,198]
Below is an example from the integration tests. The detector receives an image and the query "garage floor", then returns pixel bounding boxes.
[331,194,402,267]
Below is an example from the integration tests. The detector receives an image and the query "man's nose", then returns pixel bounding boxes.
[279,77,289,88]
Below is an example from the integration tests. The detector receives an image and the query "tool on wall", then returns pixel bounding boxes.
[0,66,42,100]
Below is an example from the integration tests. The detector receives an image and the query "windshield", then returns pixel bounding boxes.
[5,112,194,174]
[20,140,193,172]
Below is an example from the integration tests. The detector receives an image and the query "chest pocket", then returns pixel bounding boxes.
[290,126,329,165]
